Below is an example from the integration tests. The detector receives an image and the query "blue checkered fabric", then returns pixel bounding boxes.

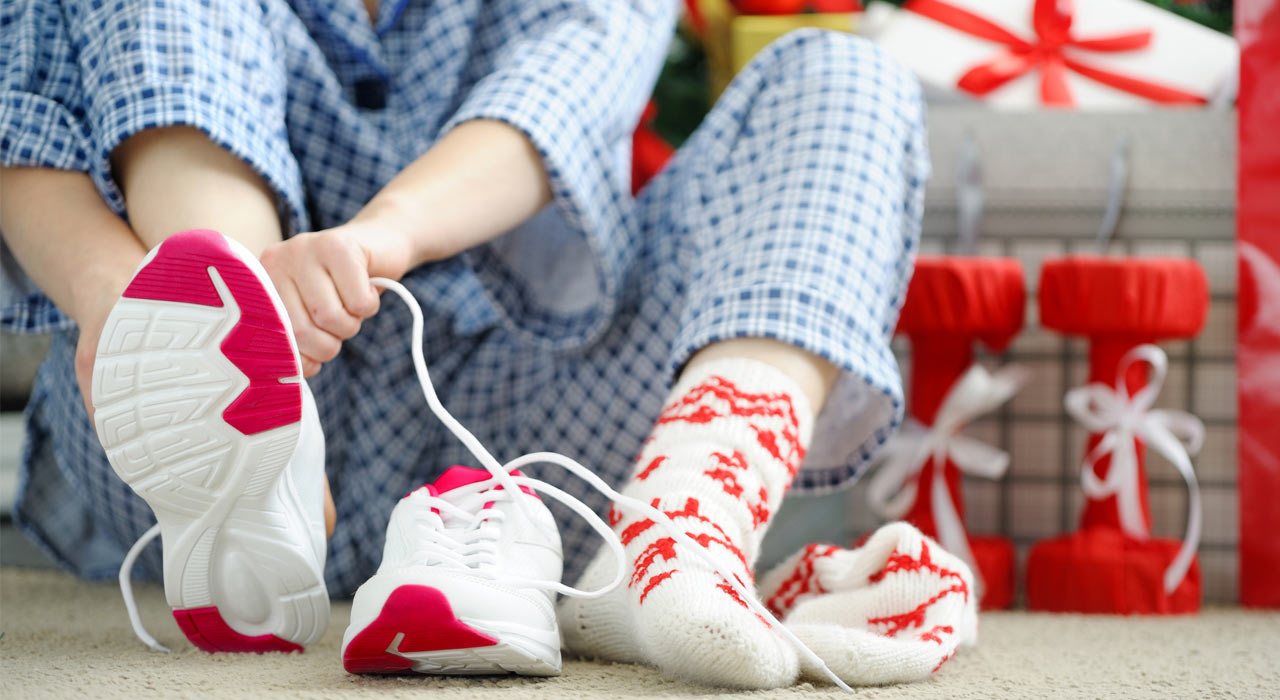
[1,0,927,595]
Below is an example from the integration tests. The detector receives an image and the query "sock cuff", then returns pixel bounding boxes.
[669,356,815,446]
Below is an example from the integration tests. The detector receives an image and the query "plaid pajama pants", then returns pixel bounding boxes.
[2,0,926,594]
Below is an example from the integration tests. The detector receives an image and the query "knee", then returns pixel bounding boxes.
[761,28,917,92]
[752,29,925,133]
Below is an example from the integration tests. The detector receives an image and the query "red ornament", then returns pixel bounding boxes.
[806,0,863,11]
[730,0,808,15]
[631,101,675,195]
[1236,0,1280,610]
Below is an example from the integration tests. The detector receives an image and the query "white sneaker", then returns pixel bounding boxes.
[345,277,859,690]
[92,229,329,653]
[341,466,563,676]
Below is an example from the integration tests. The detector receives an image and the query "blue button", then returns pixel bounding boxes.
[354,78,387,110]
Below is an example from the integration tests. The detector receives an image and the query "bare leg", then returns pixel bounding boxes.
[112,126,284,254]
[683,337,839,417]
[116,127,337,537]
[1,167,149,421]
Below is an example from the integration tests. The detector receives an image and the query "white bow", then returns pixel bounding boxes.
[867,364,1027,575]
[1064,344,1205,594]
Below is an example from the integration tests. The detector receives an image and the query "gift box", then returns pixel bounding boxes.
[1236,0,1280,609]
[860,0,1238,109]
[732,13,858,75]
[691,0,862,97]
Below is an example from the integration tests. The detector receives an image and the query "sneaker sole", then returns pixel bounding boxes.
[92,229,328,652]
[342,584,561,676]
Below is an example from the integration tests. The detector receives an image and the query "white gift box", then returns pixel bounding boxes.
[861,0,1238,109]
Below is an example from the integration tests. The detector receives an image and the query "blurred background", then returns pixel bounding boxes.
[653,0,1243,607]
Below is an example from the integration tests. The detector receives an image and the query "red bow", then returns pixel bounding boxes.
[904,0,1206,107]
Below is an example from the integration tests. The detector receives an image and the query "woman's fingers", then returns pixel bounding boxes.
[301,356,323,378]
[294,263,363,340]
[260,229,383,377]
[274,275,343,365]
[317,233,380,318]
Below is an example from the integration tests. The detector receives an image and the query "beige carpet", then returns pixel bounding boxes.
[2,567,1277,699]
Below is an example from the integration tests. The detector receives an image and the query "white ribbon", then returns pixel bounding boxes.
[1064,344,1205,594]
[867,364,1027,576]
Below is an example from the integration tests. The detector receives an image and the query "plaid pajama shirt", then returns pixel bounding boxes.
[1,0,927,595]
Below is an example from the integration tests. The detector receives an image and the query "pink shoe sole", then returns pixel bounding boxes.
[173,607,304,654]
[123,228,300,435]
[94,229,327,653]
[342,585,499,674]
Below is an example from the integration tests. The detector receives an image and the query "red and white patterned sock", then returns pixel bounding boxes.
[757,522,979,685]
[559,357,814,689]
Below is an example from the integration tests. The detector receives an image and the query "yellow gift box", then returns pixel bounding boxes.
[694,0,860,98]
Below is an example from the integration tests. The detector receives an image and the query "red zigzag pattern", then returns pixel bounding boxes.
[656,375,806,475]
[622,497,753,607]
[703,450,771,528]
[619,374,810,612]
[865,540,970,641]
[764,543,841,618]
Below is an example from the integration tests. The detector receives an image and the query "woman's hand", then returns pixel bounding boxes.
[261,219,413,376]
[259,119,554,376]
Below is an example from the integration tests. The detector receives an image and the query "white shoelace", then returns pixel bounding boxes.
[406,484,509,571]
[117,277,854,691]
[120,522,164,651]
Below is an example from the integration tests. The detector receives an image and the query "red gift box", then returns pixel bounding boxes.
[1237,0,1280,609]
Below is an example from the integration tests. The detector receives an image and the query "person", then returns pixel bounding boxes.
[0,0,929,688]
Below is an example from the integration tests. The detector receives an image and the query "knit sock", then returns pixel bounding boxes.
[560,357,814,689]
[757,522,979,685]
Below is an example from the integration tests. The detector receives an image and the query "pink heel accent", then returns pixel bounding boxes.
[173,607,303,653]
[343,585,498,674]
[122,229,301,435]
[123,230,226,308]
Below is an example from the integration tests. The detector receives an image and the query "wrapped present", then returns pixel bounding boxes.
[691,0,863,97]
[1237,0,1280,610]
[861,0,1238,108]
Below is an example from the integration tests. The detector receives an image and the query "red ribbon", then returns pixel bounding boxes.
[904,0,1207,107]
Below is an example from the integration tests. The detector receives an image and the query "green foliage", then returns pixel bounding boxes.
[650,27,711,148]
[1135,0,1233,34]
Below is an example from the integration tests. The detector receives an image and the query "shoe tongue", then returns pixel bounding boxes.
[431,465,499,494]
[429,466,539,509]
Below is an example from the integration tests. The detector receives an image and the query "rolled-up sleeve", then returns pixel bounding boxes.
[2,0,307,333]
[443,0,677,349]
[1,1,91,172]
[63,0,305,227]
[1,1,94,332]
